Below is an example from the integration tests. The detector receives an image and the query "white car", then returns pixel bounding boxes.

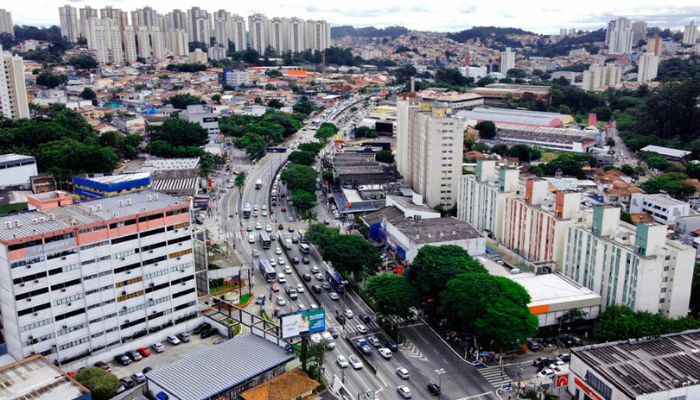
[356,324,368,334]
[254,204,259,211]
[152,342,165,353]
[278,257,285,265]
[315,273,323,280]
[344,309,354,319]
[276,247,282,255]
[329,292,339,301]
[336,355,349,368]
[537,369,555,378]
[166,335,181,345]
[379,348,392,359]
[269,260,277,267]
[278,275,287,284]
[396,367,410,379]
[349,355,363,369]
[397,385,413,399]
[549,360,566,370]
[266,225,272,232]
[296,283,305,293]
[262,204,267,210]
[262,210,268,217]
[276,296,286,306]
[310,333,322,344]
[255,223,262,230]
[284,266,292,274]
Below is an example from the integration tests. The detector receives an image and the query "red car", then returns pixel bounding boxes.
[271,282,279,292]
[136,347,151,357]
[94,361,111,372]
[254,211,259,217]
[281,207,287,212]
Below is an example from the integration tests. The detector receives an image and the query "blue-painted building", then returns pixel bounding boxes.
[73,172,153,200]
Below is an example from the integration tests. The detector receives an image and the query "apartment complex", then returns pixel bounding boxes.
[605,17,634,54]
[637,52,659,82]
[0,9,13,37]
[396,97,463,207]
[629,193,690,225]
[646,34,663,56]
[59,5,80,43]
[500,47,515,74]
[563,206,694,317]
[0,46,29,120]
[0,191,198,366]
[683,20,699,45]
[581,64,621,91]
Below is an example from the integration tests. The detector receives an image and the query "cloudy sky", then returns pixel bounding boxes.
[7,0,700,34]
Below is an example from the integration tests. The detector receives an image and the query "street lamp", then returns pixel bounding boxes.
[435,368,445,400]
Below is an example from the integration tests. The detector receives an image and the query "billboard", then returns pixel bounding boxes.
[280,309,326,339]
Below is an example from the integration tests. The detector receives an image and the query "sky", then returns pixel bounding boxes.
[6,0,700,34]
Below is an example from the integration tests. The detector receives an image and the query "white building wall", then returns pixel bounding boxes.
[124,26,138,62]
[0,48,30,120]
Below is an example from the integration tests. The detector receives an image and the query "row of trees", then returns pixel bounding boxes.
[305,224,382,281]
[280,141,329,217]
[220,111,304,156]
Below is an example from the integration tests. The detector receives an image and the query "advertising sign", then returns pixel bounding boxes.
[24,237,77,258]
[280,309,326,339]
[555,374,569,388]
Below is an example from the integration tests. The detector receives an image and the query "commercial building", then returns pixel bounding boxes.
[178,105,220,134]
[637,52,659,82]
[562,206,694,317]
[456,107,572,128]
[605,17,634,54]
[683,20,699,45]
[189,48,208,63]
[568,330,700,400]
[0,355,91,400]
[222,69,250,87]
[59,5,80,43]
[414,90,484,110]
[457,160,520,241]
[0,46,29,120]
[146,334,296,400]
[582,64,622,91]
[494,123,601,153]
[0,9,13,37]
[629,193,690,225]
[396,97,463,207]
[0,154,37,190]
[73,172,153,200]
[500,47,515,74]
[0,191,198,366]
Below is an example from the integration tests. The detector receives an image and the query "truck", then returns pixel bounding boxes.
[255,179,262,190]
[284,238,293,250]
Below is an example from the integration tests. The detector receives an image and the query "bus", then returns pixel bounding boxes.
[255,179,263,190]
[259,258,277,282]
[326,269,348,293]
[242,203,251,219]
[259,231,271,249]
[266,146,288,153]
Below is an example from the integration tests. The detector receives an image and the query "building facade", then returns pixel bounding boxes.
[605,17,634,54]
[683,20,699,45]
[629,193,690,225]
[582,64,621,91]
[59,5,80,43]
[0,191,198,366]
[0,46,29,120]
[500,47,515,74]
[186,7,211,44]
[0,9,13,37]
[637,52,659,82]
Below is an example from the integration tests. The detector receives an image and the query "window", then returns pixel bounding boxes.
[54,293,83,306]
[11,255,45,269]
[59,336,89,351]
[165,208,189,217]
[20,317,52,332]
[45,232,76,244]
[109,219,137,229]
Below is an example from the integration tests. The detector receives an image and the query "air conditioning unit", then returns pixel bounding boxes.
[150,282,155,287]
[149,298,153,301]
[124,320,129,323]
[177,257,181,260]
[28,335,33,339]
[34,280,38,283]
[123,306,127,310]
[154,263,158,266]
[67,303,71,306]
[30,351,35,355]
[61,257,66,260]
[121,258,125,261]
[127,271,131,275]
[20,283,25,287]
[182,282,186,286]
[174,229,178,233]
[179,243,182,246]
[62,325,67,329]
[61,288,66,292]
[27,265,31,269]
[122,291,127,296]
[33,313,38,316]
[27,298,31,302]
[149,250,153,253]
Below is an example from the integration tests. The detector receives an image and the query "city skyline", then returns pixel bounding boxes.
[3,1,700,35]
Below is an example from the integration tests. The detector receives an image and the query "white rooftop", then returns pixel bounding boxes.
[139,158,200,171]
[0,356,88,400]
[83,172,152,184]
[640,145,691,159]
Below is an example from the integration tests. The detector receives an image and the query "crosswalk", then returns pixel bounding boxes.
[478,366,510,388]
[399,338,428,362]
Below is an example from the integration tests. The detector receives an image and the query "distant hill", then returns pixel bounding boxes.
[532,28,606,57]
[331,25,409,39]
[446,26,535,48]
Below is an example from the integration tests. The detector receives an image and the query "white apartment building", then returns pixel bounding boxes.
[248,14,268,54]
[150,26,165,60]
[208,46,226,61]
[186,7,211,44]
[0,9,13,37]
[563,206,694,317]
[0,191,199,367]
[111,26,123,64]
[123,26,138,62]
[457,160,520,241]
[131,7,159,32]
[0,46,29,120]
[629,193,690,225]
[268,17,288,54]
[500,47,515,74]
[58,5,80,43]
[683,20,699,45]
[631,21,647,45]
[582,64,622,91]
[137,27,151,59]
[287,17,306,53]
[169,29,189,57]
[605,17,634,54]
[229,15,246,53]
[99,7,128,32]
[396,98,463,207]
[78,6,98,40]
[222,69,250,87]
[637,52,659,82]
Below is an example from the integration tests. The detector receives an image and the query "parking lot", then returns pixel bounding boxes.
[107,330,224,382]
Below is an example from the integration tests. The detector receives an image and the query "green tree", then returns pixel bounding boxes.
[302,209,318,226]
[299,142,324,154]
[288,150,316,166]
[472,141,491,153]
[169,94,202,109]
[474,121,497,138]
[303,341,330,380]
[321,235,381,280]
[267,99,284,109]
[74,367,120,400]
[280,164,317,193]
[291,189,318,212]
[293,96,316,115]
[305,223,340,248]
[646,156,671,171]
[641,173,697,200]
[36,72,67,88]
[211,94,222,103]
[80,87,97,100]
[405,245,487,303]
[363,274,420,319]
[490,143,509,156]
[234,171,246,190]
[691,263,700,317]
[375,150,394,164]
[594,305,700,342]
[508,144,541,162]
[149,118,208,147]
[69,54,98,69]
[621,164,636,176]
[34,139,118,174]
[266,69,283,78]
[315,122,338,141]
[355,126,378,138]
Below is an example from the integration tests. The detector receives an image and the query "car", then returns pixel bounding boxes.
[114,354,131,366]
[277,296,286,306]
[285,287,298,299]
[356,339,372,354]
[284,265,292,274]
[254,204,259,211]
[532,357,551,367]
[336,355,349,368]
[302,273,312,282]
[538,369,555,378]
[262,204,267,210]
[274,247,281,255]
[329,292,339,300]
[321,282,331,290]
[262,210,268,217]
[278,224,284,230]
[142,367,153,375]
[359,314,373,324]
[254,212,259,217]
[288,216,294,222]
[384,340,398,352]
[252,249,260,258]
[177,333,191,342]
[136,347,151,357]
[302,257,310,264]
[335,314,346,324]
[315,273,323,280]
[310,265,319,274]
[246,225,253,232]
[349,355,363,369]
[291,236,299,243]
[266,225,272,232]
[193,323,211,334]
[120,378,135,389]
[310,284,321,293]
[397,385,413,399]
[549,360,566,370]
[278,257,285,265]
[201,327,219,338]
[294,283,305,293]
[255,295,265,304]
[167,335,181,345]
[270,234,277,241]
[427,383,441,396]
[368,336,381,347]
[356,324,368,334]
[278,275,287,284]
[344,309,354,319]
[271,282,280,292]
[288,226,295,232]
[125,350,142,362]
[131,372,146,384]
[281,207,287,212]
[152,342,165,353]
[324,219,330,225]
[269,260,277,267]
[378,347,392,359]
[94,361,111,372]
[396,367,410,379]
[558,354,571,363]
[291,256,300,264]
[298,303,306,310]
[329,326,340,339]
[226,184,234,188]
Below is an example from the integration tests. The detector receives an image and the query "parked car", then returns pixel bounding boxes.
[125,350,142,362]
[136,347,151,357]
[152,342,165,353]
[557,354,571,363]
[532,357,551,367]
[113,354,131,366]
[177,333,191,342]
[166,335,181,345]
[427,383,441,396]
[396,367,410,379]
[193,323,211,334]
[131,372,146,384]
[537,369,555,378]
[201,328,219,339]
[119,378,135,389]
[94,361,111,372]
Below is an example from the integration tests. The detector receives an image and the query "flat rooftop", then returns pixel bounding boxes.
[0,355,89,400]
[640,145,691,159]
[79,172,152,184]
[362,208,483,243]
[574,330,700,398]
[0,153,35,165]
[139,158,200,171]
[637,193,689,207]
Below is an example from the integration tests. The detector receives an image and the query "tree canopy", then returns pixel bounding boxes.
[594,305,700,342]
[375,150,394,164]
[75,367,120,400]
[290,189,317,212]
[69,54,98,69]
[475,121,497,138]
[293,96,315,115]
[149,118,208,147]
[321,234,381,280]
[315,123,338,141]
[280,164,317,193]
[170,94,203,109]
[363,274,420,319]
[640,173,697,200]
[287,150,316,166]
